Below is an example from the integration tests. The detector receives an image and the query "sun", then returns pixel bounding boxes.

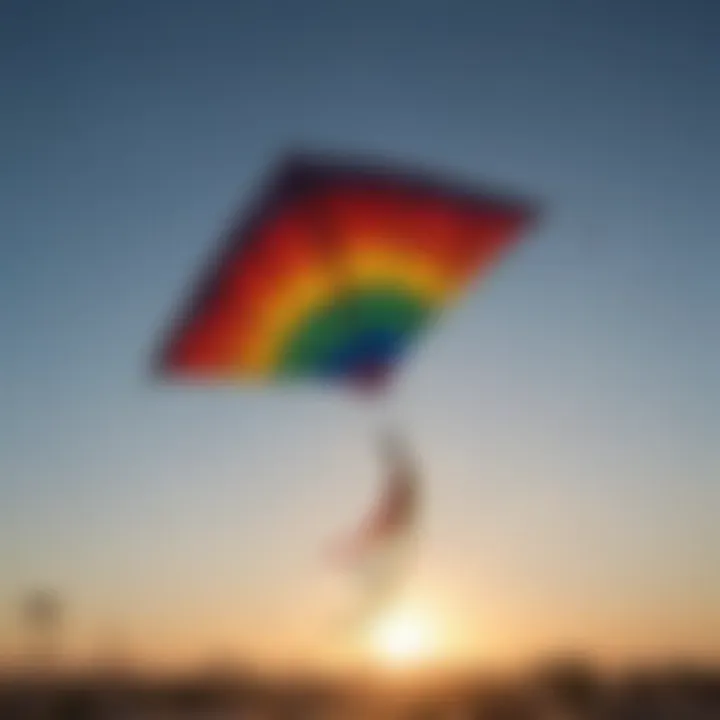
[369,608,437,666]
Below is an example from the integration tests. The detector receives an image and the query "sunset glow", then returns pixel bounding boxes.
[369,607,438,666]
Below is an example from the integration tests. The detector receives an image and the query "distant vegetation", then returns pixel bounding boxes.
[2,657,719,718]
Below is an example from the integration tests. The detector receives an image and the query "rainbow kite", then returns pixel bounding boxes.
[155,153,538,390]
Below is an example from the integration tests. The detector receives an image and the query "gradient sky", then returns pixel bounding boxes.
[2,0,718,669]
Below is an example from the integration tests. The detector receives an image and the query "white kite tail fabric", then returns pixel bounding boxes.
[332,446,420,562]
[329,436,422,627]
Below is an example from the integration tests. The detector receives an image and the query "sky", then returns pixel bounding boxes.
[1,0,718,670]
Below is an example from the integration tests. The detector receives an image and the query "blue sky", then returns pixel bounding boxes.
[1,0,718,666]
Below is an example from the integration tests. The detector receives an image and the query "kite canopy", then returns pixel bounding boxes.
[155,152,539,391]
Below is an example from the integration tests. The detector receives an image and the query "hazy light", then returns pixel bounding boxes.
[369,606,437,667]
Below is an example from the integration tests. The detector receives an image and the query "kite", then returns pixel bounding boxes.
[153,151,540,630]
[154,151,538,390]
